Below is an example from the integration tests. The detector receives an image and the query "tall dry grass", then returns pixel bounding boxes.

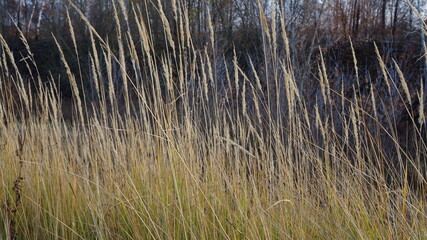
[0,1,426,239]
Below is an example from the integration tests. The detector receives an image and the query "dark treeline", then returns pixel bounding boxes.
[1,1,426,43]
[1,0,427,122]
[1,0,426,74]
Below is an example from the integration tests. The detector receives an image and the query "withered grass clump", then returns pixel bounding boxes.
[0,1,426,239]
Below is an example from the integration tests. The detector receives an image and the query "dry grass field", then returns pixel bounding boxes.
[0,1,427,239]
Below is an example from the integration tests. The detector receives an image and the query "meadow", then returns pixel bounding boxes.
[0,1,426,239]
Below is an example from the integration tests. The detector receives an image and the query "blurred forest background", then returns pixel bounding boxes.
[1,0,427,94]
[1,0,427,135]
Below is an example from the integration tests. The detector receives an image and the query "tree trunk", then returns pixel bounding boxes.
[381,0,387,32]
[409,0,413,28]
[36,0,47,40]
[0,0,3,35]
[17,0,23,37]
[392,0,400,40]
